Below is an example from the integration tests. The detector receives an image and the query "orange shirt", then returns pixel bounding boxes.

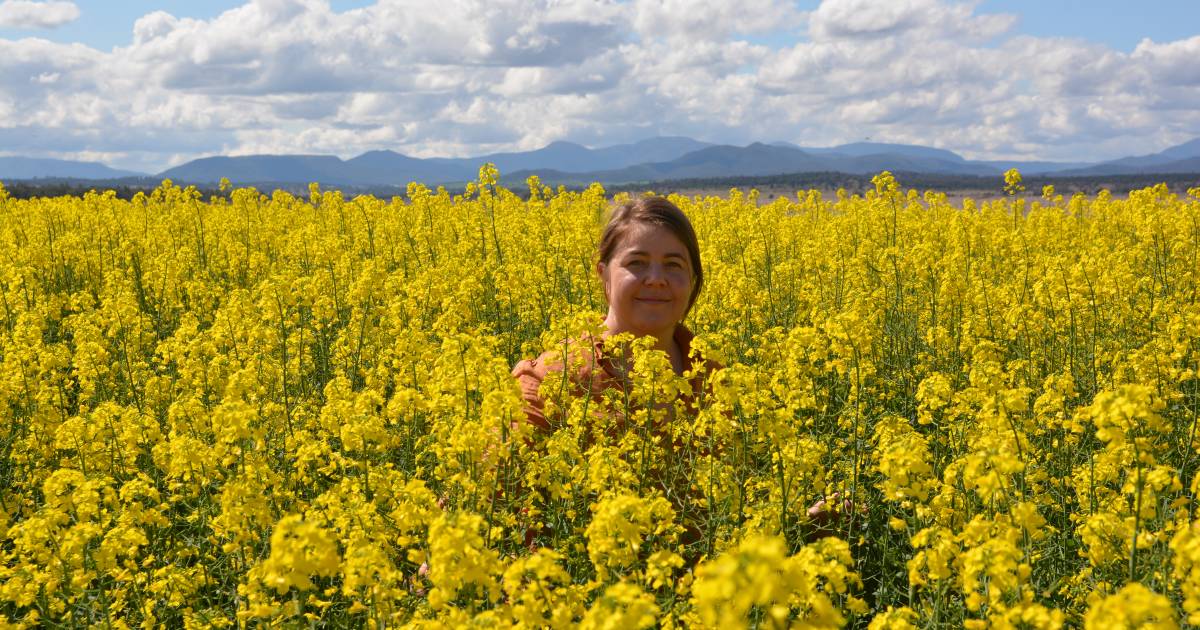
[510,324,717,433]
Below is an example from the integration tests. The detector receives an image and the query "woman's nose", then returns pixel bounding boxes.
[643,262,667,285]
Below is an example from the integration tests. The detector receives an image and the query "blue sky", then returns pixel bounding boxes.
[0,0,1197,172]
[0,1,373,49]
[749,1,1200,52]
[4,1,1199,53]
[982,0,1199,52]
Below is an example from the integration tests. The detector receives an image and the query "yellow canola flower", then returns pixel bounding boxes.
[3,175,1200,626]
[1171,520,1200,625]
[501,549,586,629]
[425,510,502,610]
[1083,582,1178,629]
[1003,168,1025,196]
[585,493,678,579]
[1087,385,1169,454]
[690,534,864,629]
[257,514,341,595]
[873,415,937,504]
[868,606,919,629]
[987,602,1066,630]
[580,580,659,630]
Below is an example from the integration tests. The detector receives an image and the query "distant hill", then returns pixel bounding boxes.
[162,141,1004,188]
[158,155,348,184]
[506,143,822,185]
[481,142,596,173]
[506,142,1000,185]
[0,157,145,180]
[5,135,1199,188]
[587,137,715,169]
[344,151,470,186]
[840,152,995,176]
[627,143,832,179]
[974,160,1091,175]
[807,141,967,164]
[1058,156,1200,176]
[1057,138,1200,176]
[1156,138,1200,160]
[471,137,712,173]
[156,137,715,186]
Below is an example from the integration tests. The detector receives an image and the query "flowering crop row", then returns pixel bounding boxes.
[0,169,1198,627]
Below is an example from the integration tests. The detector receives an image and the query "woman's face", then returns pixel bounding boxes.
[598,222,694,340]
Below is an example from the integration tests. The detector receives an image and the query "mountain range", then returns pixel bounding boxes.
[2,136,1198,188]
[0,157,144,180]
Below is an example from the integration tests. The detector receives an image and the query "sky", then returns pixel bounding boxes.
[0,0,1198,173]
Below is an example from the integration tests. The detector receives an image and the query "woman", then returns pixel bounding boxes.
[509,195,718,556]
[510,195,853,550]
[511,195,713,432]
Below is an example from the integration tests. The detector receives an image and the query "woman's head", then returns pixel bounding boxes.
[596,196,703,339]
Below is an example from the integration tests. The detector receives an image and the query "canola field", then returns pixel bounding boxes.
[0,167,1199,628]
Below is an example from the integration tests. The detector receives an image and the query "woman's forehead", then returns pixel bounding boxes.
[614,222,688,255]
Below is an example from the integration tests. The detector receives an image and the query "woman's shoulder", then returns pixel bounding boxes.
[511,340,607,431]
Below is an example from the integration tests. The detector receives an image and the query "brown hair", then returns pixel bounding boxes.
[598,195,703,317]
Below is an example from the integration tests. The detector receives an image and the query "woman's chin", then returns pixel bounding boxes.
[626,318,677,339]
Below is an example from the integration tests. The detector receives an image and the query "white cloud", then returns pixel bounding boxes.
[131,11,177,44]
[809,0,1015,41]
[0,0,1197,171]
[1133,35,1200,86]
[0,37,100,102]
[632,0,804,41]
[118,0,627,97]
[492,50,628,98]
[0,0,79,29]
